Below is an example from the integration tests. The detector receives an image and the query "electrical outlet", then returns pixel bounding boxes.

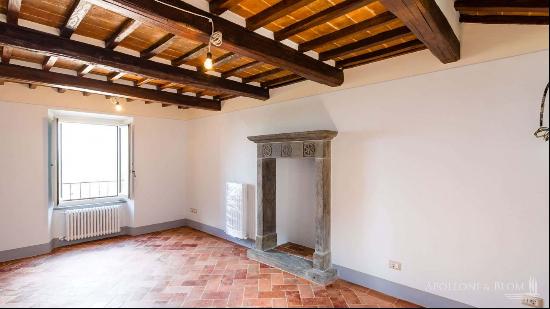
[190,208,198,214]
[522,295,544,308]
[389,260,402,271]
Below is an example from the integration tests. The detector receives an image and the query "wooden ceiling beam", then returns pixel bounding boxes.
[246,0,316,31]
[1,46,13,64]
[42,56,59,71]
[140,34,177,59]
[172,44,208,67]
[274,0,377,41]
[61,0,93,38]
[78,64,95,76]
[261,74,306,89]
[7,0,22,25]
[242,68,284,84]
[86,0,344,87]
[105,18,142,49]
[319,26,411,61]
[379,0,460,63]
[336,39,426,68]
[455,0,549,14]
[135,78,153,86]
[107,71,126,82]
[298,11,397,52]
[0,22,268,100]
[221,60,260,78]
[459,15,549,25]
[209,0,245,15]
[0,63,221,110]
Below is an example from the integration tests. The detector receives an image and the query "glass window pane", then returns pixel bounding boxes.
[119,125,129,196]
[60,122,118,201]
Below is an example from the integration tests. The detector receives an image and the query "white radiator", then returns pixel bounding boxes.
[225,183,247,239]
[65,205,121,241]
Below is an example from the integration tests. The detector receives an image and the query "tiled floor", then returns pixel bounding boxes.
[0,228,420,308]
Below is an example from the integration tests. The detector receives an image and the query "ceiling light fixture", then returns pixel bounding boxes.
[110,97,123,112]
[153,0,223,71]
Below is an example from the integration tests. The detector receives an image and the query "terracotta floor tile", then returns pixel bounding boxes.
[0,227,420,308]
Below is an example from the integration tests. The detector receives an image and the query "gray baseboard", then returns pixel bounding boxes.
[0,219,473,308]
[334,265,473,308]
[183,219,255,248]
[126,219,187,236]
[0,242,53,263]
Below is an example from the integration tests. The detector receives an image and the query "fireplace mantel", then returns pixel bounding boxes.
[248,130,338,143]
[246,130,338,285]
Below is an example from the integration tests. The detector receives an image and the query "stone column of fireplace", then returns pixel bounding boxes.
[256,157,277,251]
[247,130,338,285]
[314,142,331,271]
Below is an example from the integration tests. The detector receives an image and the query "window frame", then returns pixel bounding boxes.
[50,111,133,208]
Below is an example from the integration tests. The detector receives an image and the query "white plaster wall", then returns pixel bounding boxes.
[0,102,50,251]
[0,101,187,248]
[181,50,549,308]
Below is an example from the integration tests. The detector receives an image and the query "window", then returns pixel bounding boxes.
[54,113,131,205]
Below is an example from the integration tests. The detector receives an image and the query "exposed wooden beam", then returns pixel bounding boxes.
[209,0,244,15]
[379,0,460,63]
[7,0,22,25]
[135,78,153,86]
[242,68,284,84]
[28,83,38,89]
[261,74,306,89]
[212,52,238,68]
[140,34,177,59]
[319,26,411,61]
[0,63,221,110]
[172,44,208,67]
[61,0,93,38]
[56,88,67,93]
[0,22,269,100]
[336,39,426,68]
[82,91,92,96]
[274,0,376,41]
[86,0,344,87]
[455,0,549,14]
[214,94,237,101]
[1,46,13,64]
[78,64,95,76]
[221,60,260,78]
[42,56,59,71]
[246,0,316,31]
[298,11,396,52]
[105,18,142,49]
[107,71,126,82]
[158,82,178,90]
[459,14,549,25]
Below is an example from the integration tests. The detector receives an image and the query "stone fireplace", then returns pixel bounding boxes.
[247,130,338,285]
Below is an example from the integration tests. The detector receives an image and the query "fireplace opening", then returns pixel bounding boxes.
[276,159,316,260]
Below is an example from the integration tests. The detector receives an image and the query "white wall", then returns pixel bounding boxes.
[0,101,187,249]
[0,102,50,251]
[181,50,549,308]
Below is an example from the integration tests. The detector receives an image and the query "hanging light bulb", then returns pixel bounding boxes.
[110,97,123,112]
[204,52,213,71]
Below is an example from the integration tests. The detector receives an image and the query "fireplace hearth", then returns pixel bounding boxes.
[247,130,338,285]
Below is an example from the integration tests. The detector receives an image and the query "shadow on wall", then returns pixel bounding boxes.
[330,131,398,267]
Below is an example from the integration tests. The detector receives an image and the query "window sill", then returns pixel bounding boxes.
[55,197,129,211]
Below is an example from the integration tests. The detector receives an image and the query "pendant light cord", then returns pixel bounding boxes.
[152,0,222,53]
[534,83,549,142]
